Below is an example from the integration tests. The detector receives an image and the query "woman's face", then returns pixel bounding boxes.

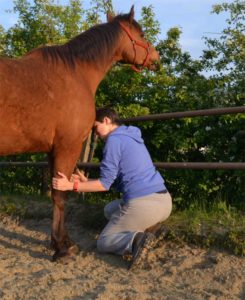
[94,117,112,139]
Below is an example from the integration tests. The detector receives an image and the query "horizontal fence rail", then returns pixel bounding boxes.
[0,162,244,169]
[120,106,245,122]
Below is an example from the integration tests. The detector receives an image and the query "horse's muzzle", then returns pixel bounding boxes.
[148,60,161,71]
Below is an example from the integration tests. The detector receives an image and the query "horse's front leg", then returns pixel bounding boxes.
[51,189,80,262]
[49,148,82,263]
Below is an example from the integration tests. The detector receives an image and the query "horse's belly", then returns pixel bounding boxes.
[0,126,53,155]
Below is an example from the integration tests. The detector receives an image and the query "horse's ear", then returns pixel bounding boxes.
[107,11,115,22]
[129,5,135,23]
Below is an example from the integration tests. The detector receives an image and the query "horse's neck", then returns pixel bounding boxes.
[32,35,123,95]
[78,32,124,94]
[82,70,104,95]
[79,55,119,96]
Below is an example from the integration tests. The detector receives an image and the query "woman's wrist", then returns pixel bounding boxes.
[72,180,79,192]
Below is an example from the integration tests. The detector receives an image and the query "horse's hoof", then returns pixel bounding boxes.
[67,244,80,255]
[49,240,57,251]
[52,245,80,264]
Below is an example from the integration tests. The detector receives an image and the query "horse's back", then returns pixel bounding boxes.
[0,53,44,101]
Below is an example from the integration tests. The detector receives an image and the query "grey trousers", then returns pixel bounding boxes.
[97,192,172,255]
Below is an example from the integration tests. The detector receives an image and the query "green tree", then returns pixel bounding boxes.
[2,0,88,57]
[199,0,245,206]
[147,1,245,208]
[202,0,245,106]
[0,25,6,55]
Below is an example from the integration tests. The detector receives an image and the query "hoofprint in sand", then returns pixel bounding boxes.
[0,216,244,300]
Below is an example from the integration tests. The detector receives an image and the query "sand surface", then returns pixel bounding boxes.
[0,216,244,300]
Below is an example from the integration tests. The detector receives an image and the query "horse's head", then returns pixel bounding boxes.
[108,6,160,72]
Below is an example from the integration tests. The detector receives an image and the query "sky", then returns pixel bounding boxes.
[0,0,233,59]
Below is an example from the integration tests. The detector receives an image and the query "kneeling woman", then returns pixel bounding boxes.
[52,108,172,270]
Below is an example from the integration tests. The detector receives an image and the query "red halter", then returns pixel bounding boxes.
[119,22,151,73]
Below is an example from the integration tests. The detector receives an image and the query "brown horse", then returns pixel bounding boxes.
[0,6,160,262]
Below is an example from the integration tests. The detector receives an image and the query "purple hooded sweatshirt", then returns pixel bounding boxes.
[99,125,166,202]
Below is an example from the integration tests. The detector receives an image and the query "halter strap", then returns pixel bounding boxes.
[119,22,151,73]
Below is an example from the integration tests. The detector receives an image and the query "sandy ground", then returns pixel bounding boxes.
[0,216,244,300]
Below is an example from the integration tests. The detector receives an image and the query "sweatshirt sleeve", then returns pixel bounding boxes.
[99,136,122,190]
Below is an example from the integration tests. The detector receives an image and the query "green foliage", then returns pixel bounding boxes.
[1,0,97,57]
[0,196,27,217]
[0,25,6,55]
[202,0,245,105]
[139,5,161,44]
[0,194,52,219]
[0,153,47,194]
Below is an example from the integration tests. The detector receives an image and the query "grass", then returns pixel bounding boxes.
[164,200,245,255]
[0,193,244,256]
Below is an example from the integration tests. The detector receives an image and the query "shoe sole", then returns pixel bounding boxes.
[128,233,156,271]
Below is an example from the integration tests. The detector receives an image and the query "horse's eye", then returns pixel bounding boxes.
[141,33,145,38]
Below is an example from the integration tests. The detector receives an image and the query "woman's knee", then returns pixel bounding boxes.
[160,194,173,222]
[97,235,111,253]
[104,204,112,220]
[97,233,127,255]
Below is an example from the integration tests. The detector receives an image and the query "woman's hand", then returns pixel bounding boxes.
[70,174,80,182]
[71,169,88,182]
[52,172,73,191]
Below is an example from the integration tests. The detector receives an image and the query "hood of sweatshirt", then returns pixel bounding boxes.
[109,125,144,143]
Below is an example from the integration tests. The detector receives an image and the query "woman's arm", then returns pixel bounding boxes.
[52,172,107,192]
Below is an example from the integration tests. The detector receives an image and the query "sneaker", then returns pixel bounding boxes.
[128,232,156,271]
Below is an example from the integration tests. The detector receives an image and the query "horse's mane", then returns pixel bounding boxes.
[40,13,142,68]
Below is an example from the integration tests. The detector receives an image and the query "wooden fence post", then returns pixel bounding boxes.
[78,130,98,201]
